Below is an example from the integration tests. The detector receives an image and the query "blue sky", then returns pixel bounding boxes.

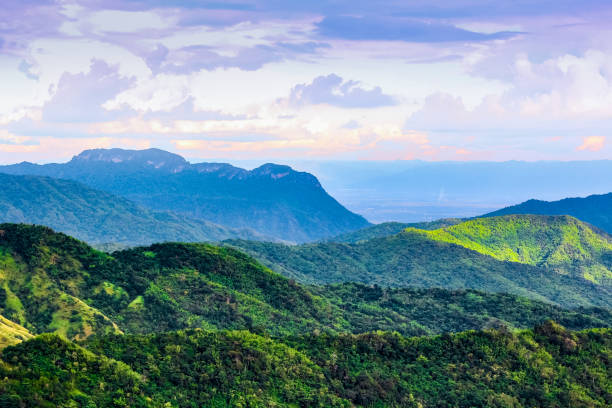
[1,0,612,162]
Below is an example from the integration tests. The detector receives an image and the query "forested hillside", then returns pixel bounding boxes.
[1,323,609,407]
[0,223,610,407]
[227,228,612,308]
[0,173,265,245]
[1,223,608,342]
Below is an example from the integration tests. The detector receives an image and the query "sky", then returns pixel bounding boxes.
[1,0,612,163]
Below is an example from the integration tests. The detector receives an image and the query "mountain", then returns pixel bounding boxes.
[1,223,608,343]
[0,148,370,242]
[0,172,266,246]
[1,324,610,407]
[409,215,612,285]
[327,218,463,242]
[226,222,612,308]
[484,192,612,234]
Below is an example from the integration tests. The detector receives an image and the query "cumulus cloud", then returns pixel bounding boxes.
[577,136,606,151]
[42,60,136,123]
[288,74,397,108]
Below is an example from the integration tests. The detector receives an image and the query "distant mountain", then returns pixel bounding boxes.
[484,192,612,234]
[409,215,612,286]
[0,148,370,242]
[1,223,607,342]
[327,218,463,243]
[0,173,265,246]
[226,230,612,309]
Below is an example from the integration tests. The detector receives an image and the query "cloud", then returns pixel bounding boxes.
[41,60,137,123]
[577,136,605,151]
[148,41,329,73]
[316,16,520,42]
[141,97,249,122]
[288,74,397,108]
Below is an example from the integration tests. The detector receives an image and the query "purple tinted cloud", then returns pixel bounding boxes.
[42,60,136,123]
[142,97,249,122]
[150,41,329,73]
[289,74,397,108]
[316,16,519,42]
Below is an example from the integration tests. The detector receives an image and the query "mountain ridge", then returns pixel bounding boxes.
[0,148,369,242]
[484,192,612,234]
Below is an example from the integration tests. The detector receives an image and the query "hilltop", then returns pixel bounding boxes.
[408,215,612,285]
[484,192,612,234]
[327,218,464,242]
[0,148,370,242]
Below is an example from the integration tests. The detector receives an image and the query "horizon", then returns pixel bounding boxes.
[1,1,612,163]
[4,145,612,167]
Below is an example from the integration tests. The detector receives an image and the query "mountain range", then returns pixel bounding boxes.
[0,148,370,242]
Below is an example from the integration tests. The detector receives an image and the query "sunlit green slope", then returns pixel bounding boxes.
[408,214,612,284]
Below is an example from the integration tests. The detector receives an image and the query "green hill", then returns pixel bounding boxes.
[226,228,612,308]
[484,192,612,234]
[1,324,610,407]
[0,172,266,246]
[1,223,608,342]
[327,218,463,243]
[408,215,612,285]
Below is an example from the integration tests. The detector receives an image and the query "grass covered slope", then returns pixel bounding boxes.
[228,231,612,308]
[0,314,32,349]
[408,215,612,285]
[1,223,609,341]
[0,173,265,246]
[1,324,610,407]
[0,225,122,340]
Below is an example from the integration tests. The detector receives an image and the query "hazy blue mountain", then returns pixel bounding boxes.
[0,149,370,242]
[484,192,612,234]
[272,160,612,222]
[0,173,265,246]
